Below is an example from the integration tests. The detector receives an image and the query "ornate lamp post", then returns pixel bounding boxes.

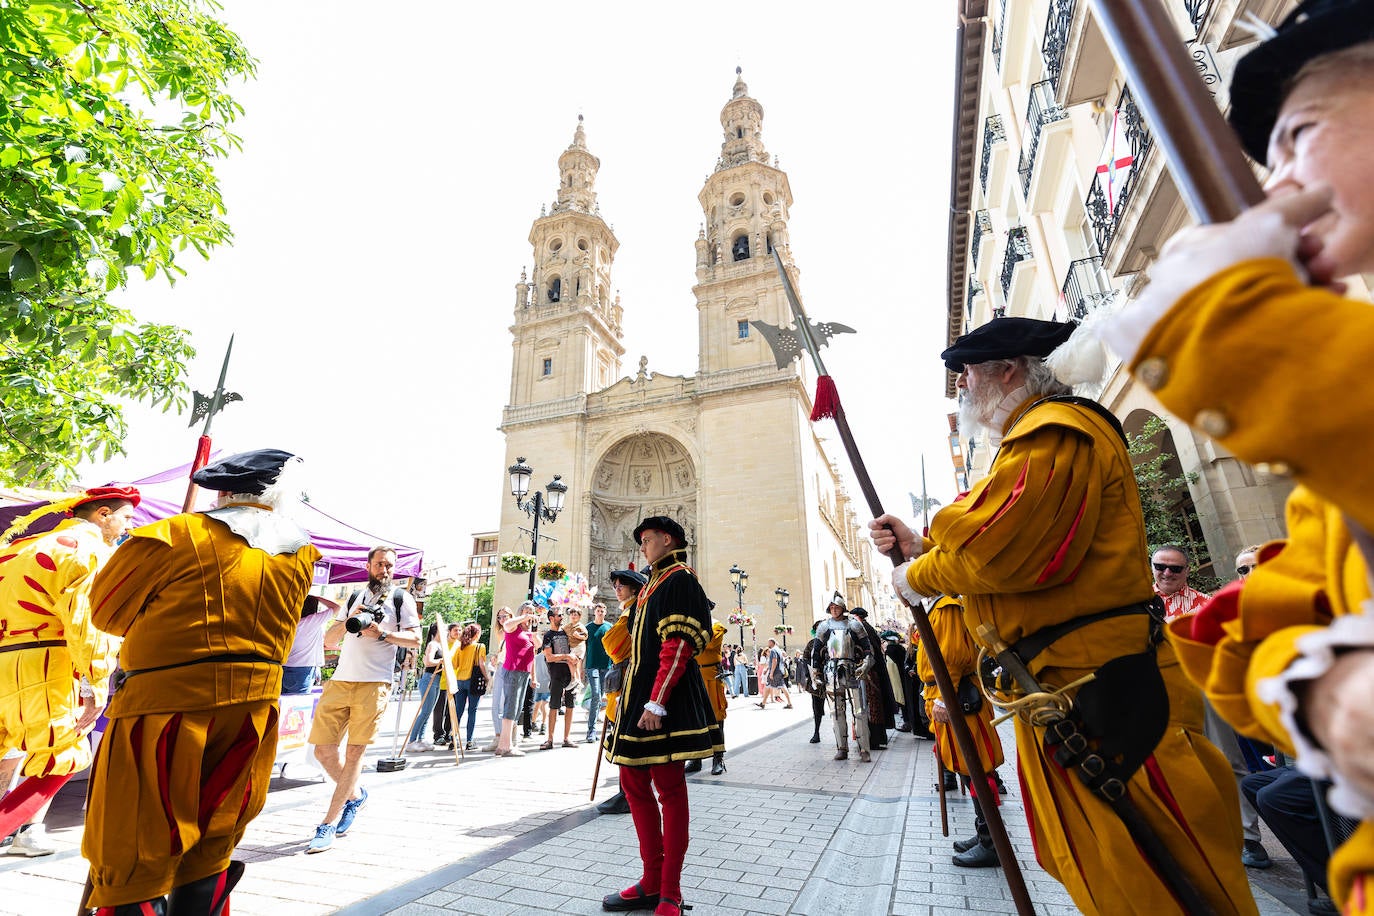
[728,564,747,645]
[508,457,567,600]
[774,587,790,649]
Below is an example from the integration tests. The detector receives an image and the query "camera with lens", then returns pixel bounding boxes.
[345,604,385,636]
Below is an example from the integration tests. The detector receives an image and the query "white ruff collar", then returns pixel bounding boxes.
[987,385,1029,451]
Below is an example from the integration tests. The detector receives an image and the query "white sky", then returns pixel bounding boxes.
[83,1,964,574]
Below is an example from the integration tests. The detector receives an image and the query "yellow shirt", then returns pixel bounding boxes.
[443,641,486,689]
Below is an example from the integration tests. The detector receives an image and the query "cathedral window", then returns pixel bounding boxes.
[548,277,561,302]
[542,358,553,377]
[737,320,749,340]
[732,235,750,261]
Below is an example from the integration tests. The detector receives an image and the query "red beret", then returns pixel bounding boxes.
[73,485,141,509]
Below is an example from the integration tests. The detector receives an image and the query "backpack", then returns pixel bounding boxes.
[348,586,410,668]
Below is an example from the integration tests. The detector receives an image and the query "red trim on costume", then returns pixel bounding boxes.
[33,553,56,572]
[651,638,691,706]
[199,714,260,834]
[1143,756,1203,853]
[1187,581,1244,646]
[1037,488,1087,585]
[92,568,140,631]
[16,600,54,616]
[155,714,185,856]
[22,576,50,597]
[1044,747,1086,879]
[963,458,1030,547]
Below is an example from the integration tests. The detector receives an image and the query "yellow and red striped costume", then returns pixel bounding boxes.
[915,595,1002,778]
[0,518,119,776]
[696,622,728,724]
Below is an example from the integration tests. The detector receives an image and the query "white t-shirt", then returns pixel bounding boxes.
[285,607,332,667]
[331,586,421,684]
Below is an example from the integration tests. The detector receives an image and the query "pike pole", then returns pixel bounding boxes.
[771,249,1034,915]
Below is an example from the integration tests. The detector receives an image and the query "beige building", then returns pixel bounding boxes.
[463,531,498,595]
[946,0,1370,580]
[495,72,888,637]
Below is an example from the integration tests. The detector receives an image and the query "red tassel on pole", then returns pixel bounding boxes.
[810,375,840,422]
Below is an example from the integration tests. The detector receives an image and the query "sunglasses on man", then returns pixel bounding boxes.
[1152,562,1185,574]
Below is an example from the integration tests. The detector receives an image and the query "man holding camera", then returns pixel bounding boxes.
[306,546,419,853]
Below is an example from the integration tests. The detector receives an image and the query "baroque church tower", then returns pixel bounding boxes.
[496,74,879,635]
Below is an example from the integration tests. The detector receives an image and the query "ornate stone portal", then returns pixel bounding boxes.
[588,434,697,590]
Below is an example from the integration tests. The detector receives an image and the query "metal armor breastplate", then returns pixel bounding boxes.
[824,621,856,660]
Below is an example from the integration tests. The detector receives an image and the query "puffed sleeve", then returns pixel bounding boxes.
[89,533,172,637]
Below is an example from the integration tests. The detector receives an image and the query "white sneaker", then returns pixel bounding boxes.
[482,740,499,752]
[404,740,434,753]
[8,825,55,857]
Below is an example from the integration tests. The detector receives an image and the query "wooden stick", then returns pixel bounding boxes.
[590,716,610,801]
[937,760,950,837]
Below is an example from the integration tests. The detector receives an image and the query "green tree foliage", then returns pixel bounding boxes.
[1128,416,1226,593]
[470,580,494,642]
[422,583,468,632]
[0,1,255,484]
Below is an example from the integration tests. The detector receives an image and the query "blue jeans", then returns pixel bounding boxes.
[281,665,316,695]
[584,667,606,738]
[452,681,480,743]
[489,665,506,736]
[407,669,440,742]
[500,668,531,722]
[732,664,749,697]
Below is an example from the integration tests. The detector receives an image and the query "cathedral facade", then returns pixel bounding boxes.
[494,72,885,638]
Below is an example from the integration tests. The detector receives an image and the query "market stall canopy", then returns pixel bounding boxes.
[0,457,423,585]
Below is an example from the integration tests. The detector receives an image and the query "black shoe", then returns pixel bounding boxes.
[809,733,821,743]
[941,772,958,792]
[1242,839,1273,869]
[597,791,631,815]
[683,758,703,774]
[711,754,726,776]
[952,843,1000,868]
[952,835,981,853]
[601,882,659,911]
[105,900,168,916]
[994,772,1009,795]
[1309,896,1339,916]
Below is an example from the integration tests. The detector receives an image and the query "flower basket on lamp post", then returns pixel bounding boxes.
[537,561,567,581]
[500,552,535,575]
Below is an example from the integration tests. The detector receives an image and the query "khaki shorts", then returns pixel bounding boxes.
[307,679,390,746]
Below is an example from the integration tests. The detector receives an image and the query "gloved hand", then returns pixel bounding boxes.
[892,561,922,606]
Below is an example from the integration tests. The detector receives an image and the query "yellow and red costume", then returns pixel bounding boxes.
[695,622,728,725]
[1130,258,1374,914]
[915,595,1003,780]
[903,396,1256,916]
[0,517,119,777]
[83,508,319,908]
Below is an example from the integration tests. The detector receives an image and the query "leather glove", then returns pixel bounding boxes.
[892,561,922,606]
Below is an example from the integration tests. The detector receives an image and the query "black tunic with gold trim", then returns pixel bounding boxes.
[604,554,722,766]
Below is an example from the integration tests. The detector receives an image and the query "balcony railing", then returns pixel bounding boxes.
[971,209,992,266]
[1085,84,1153,257]
[979,115,1006,194]
[1061,256,1115,320]
[993,0,1008,69]
[1183,0,1213,33]
[967,278,984,314]
[992,306,1007,320]
[1042,0,1075,91]
[999,226,1033,301]
[1017,80,1069,199]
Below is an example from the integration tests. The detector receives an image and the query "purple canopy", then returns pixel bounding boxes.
[0,458,423,585]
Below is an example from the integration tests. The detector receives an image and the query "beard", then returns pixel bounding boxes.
[367,572,393,593]
[957,379,1005,440]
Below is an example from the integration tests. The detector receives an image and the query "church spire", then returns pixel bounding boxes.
[554,114,599,214]
[715,67,768,173]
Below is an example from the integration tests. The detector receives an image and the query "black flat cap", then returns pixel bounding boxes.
[609,568,648,588]
[941,317,1078,373]
[192,448,295,495]
[632,515,686,546]
[1229,0,1374,162]
[851,607,869,619]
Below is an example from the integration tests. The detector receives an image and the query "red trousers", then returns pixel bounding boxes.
[619,761,689,902]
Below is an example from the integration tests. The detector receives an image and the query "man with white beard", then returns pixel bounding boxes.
[870,317,1256,915]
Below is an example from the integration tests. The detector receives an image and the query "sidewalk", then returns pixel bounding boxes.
[0,689,1325,914]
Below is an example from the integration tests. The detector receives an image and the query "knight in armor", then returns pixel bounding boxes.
[849,607,898,750]
[82,450,320,916]
[810,592,873,763]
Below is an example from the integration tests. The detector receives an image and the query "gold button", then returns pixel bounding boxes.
[1194,408,1232,438]
[1137,357,1168,390]
[1255,461,1293,478]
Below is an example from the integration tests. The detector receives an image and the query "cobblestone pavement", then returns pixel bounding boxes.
[0,687,1324,914]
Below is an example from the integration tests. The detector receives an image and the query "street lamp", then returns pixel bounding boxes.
[774,587,790,649]
[508,457,567,600]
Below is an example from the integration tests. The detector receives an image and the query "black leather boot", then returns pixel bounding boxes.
[168,861,245,916]
[597,791,631,814]
[710,752,726,775]
[952,843,1000,867]
[683,758,703,774]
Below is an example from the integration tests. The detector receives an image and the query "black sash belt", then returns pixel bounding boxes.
[0,639,66,655]
[122,653,279,680]
[1010,598,1162,667]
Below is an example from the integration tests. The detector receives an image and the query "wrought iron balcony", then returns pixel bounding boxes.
[1085,84,1153,257]
[1061,256,1115,320]
[1183,0,1213,33]
[999,226,1033,301]
[971,210,992,267]
[993,0,1008,69]
[1017,80,1069,199]
[992,306,1007,320]
[1042,0,1075,91]
[979,115,1006,195]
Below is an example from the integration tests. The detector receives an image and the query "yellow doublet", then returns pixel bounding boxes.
[1136,258,1374,912]
[601,608,633,725]
[696,623,728,723]
[0,518,118,776]
[83,510,319,907]
[906,397,1255,916]
[915,596,1002,776]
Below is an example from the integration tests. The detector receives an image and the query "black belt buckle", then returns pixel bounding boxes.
[1099,777,1126,802]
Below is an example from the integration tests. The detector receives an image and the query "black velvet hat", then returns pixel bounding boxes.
[851,607,869,619]
[1228,0,1374,162]
[632,515,687,546]
[609,568,648,589]
[192,448,295,494]
[940,318,1078,373]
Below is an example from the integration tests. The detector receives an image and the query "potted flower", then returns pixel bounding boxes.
[727,612,754,627]
[773,624,793,635]
[537,561,567,581]
[500,552,535,574]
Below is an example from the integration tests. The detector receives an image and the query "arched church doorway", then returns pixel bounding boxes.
[588,434,698,601]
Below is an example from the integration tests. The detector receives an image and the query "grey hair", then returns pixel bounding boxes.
[998,356,1071,399]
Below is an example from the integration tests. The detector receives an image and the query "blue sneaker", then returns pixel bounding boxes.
[335,787,368,836]
[307,824,335,853]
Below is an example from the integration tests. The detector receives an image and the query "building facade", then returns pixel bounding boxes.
[946,0,1370,579]
[495,73,887,638]
[463,531,498,596]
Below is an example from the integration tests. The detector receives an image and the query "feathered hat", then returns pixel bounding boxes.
[2,485,141,544]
